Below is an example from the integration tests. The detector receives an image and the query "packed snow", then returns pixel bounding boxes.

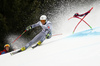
[1,1,100,66]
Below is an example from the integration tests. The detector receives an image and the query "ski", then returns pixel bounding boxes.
[10,49,22,55]
[32,44,38,48]
[10,44,38,55]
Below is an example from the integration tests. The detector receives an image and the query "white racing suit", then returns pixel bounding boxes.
[25,20,52,49]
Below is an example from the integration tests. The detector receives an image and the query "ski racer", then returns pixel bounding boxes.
[20,15,52,51]
[0,44,10,55]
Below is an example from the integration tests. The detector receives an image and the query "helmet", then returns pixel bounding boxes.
[4,44,10,48]
[40,15,47,20]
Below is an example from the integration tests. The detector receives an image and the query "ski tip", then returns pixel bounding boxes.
[10,53,13,56]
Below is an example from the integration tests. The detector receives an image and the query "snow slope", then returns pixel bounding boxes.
[1,1,100,66]
[0,27,100,66]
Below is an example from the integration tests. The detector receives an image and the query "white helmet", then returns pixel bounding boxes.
[40,15,47,20]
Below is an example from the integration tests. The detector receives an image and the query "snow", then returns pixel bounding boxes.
[0,27,100,66]
[1,1,100,66]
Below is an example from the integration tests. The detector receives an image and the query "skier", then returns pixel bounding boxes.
[73,9,91,17]
[0,44,10,55]
[20,15,52,51]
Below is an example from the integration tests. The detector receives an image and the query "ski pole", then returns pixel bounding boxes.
[53,33,62,36]
[11,30,27,44]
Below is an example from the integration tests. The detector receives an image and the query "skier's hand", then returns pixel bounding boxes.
[26,25,32,31]
[46,34,50,39]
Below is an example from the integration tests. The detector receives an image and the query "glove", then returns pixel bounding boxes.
[26,26,32,31]
[46,34,50,39]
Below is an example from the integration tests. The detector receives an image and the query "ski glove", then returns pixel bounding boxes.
[46,34,50,39]
[26,25,32,31]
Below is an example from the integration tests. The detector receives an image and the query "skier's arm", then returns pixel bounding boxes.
[45,23,52,39]
[31,22,40,28]
[26,22,40,31]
